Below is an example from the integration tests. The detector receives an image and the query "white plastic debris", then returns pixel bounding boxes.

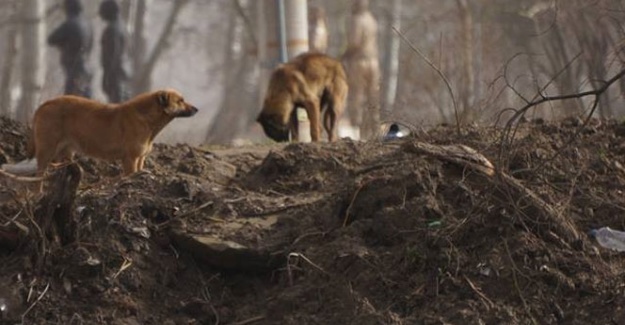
[589,227,625,252]
[1,159,37,175]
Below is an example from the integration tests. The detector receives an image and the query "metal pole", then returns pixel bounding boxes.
[276,0,288,63]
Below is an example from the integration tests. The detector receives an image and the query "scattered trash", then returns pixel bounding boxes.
[130,227,151,239]
[0,291,18,321]
[1,159,37,175]
[85,257,102,266]
[589,227,625,252]
[477,263,492,277]
[383,123,405,141]
[0,296,7,314]
[427,220,442,228]
[62,278,72,295]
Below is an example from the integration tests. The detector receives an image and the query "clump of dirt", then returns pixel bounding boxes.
[2,117,625,324]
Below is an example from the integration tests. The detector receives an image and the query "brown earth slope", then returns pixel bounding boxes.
[2,116,625,324]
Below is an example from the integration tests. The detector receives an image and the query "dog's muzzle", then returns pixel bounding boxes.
[261,122,290,142]
[178,106,198,117]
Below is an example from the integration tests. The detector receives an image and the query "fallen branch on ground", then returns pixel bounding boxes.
[403,141,579,244]
[0,168,43,182]
[403,142,495,176]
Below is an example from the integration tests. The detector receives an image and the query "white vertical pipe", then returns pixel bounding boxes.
[285,0,309,58]
[284,0,310,142]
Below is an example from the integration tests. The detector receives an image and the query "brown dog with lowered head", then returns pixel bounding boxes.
[257,52,348,142]
[28,89,198,175]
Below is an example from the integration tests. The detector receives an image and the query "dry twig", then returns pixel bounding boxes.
[504,240,538,325]
[176,201,214,218]
[343,182,367,227]
[21,282,50,321]
[286,252,330,286]
[231,315,266,325]
[0,168,43,182]
[463,275,495,310]
[113,256,133,279]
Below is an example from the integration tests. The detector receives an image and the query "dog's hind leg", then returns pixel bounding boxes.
[34,147,57,192]
[329,78,348,142]
[54,147,74,164]
[323,109,337,142]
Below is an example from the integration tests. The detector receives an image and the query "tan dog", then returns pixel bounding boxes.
[257,52,348,142]
[28,89,198,175]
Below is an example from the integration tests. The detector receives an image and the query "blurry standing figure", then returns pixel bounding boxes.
[48,0,93,98]
[342,0,380,140]
[308,6,328,53]
[99,0,130,103]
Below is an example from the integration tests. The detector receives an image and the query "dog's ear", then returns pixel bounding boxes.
[157,91,169,107]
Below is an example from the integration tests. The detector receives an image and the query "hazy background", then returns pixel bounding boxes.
[1,0,625,146]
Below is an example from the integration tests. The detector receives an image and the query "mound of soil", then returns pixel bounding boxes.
[2,117,625,324]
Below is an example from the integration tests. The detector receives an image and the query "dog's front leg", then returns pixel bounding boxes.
[289,108,299,142]
[122,157,140,175]
[302,100,321,142]
[137,156,146,171]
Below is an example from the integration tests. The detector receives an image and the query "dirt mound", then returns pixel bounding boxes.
[2,118,625,324]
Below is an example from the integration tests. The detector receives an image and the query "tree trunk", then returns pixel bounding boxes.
[261,0,309,62]
[530,10,584,117]
[119,0,133,30]
[205,0,260,144]
[133,0,190,94]
[577,17,612,118]
[456,0,475,123]
[0,1,18,117]
[204,1,239,143]
[32,163,82,271]
[16,0,45,124]
[284,0,309,59]
[381,0,401,113]
[129,0,148,94]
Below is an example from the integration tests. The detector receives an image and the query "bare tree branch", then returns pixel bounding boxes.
[506,68,625,126]
[498,67,625,171]
[234,0,257,52]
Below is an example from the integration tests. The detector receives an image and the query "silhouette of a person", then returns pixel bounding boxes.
[308,6,328,53]
[48,0,93,98]
[99,0,130,103]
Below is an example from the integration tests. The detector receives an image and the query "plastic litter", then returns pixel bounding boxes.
[1,159,37,175]
[589,227,625,252]
[0,296,8,319]
[427,220,442,228]
[383,123,404,141]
